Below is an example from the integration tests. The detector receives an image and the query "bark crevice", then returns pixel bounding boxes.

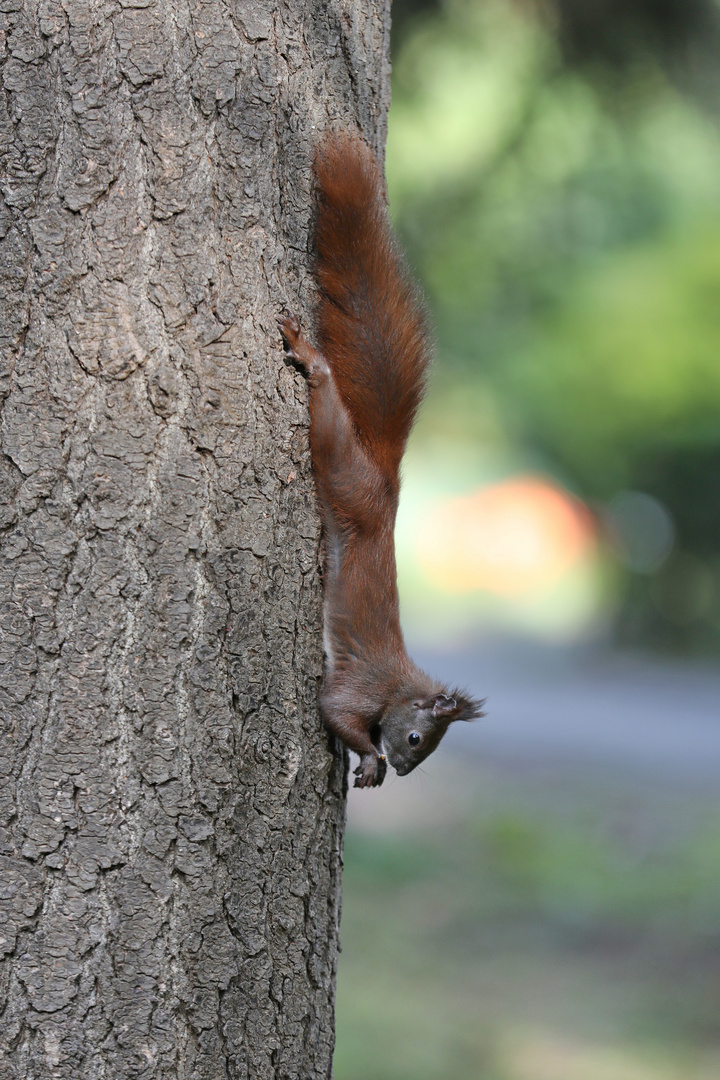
[0,2,389,1076]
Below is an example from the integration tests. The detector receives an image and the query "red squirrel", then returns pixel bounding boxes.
[278,133,484,788]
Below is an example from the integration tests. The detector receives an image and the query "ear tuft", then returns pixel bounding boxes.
[448,689,486,722]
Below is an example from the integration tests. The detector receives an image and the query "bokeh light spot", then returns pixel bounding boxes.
[415,475,597,596]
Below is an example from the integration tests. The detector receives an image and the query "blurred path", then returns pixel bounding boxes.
[413,639,720,782]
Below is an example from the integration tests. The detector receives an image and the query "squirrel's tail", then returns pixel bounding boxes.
[313,133,431,480]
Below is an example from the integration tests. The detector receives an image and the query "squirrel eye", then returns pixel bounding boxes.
[408,732,421,747]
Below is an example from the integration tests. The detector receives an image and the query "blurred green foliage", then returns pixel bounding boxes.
[335,14,720,1077]
[385,0,720,650]
[343,794,720,951]
[335,771,720,1080]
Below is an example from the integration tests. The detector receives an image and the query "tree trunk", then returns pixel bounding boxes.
[0,3,391,1077]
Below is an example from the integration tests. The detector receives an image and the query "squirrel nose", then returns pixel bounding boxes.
[394,762,414,777]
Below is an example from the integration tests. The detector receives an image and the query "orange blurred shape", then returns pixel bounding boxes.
[416,476,596,596]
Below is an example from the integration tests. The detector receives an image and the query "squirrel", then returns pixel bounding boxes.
[277,132,484,789]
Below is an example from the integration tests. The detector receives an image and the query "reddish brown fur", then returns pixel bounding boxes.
[276,134,483,789]
[313,133,431,481]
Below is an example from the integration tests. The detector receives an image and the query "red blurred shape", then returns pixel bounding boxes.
[416,476,597,596]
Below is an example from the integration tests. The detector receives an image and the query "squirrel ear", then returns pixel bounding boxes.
[431,694,457,718]
[436,691,485,722]
[428,692,485,721]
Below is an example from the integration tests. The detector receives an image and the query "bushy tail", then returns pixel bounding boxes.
[313,133,431,480]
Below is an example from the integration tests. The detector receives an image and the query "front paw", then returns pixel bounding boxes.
[276,312,302,361]
[353,753,387,789]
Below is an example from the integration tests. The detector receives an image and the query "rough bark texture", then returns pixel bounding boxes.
[0,3,391,1077]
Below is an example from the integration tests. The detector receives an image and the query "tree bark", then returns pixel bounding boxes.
[0,2,391,1077]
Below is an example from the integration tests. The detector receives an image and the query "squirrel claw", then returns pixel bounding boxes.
[353,754,386,789]
[277,312,302,361]
[277,311,300,333]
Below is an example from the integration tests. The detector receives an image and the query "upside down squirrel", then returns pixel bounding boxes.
[278,133,484,789]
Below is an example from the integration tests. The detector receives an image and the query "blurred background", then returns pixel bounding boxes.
[334,2,720,1078]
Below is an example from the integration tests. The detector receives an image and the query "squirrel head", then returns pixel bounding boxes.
[380,689,484,777]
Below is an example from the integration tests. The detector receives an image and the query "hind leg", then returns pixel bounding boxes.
[277,313,330,385]
[277,313,383,530]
